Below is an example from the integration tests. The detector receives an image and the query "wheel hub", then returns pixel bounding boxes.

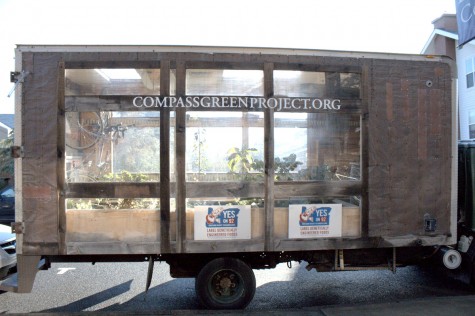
[213,271,238,296]
[219,277,232,289]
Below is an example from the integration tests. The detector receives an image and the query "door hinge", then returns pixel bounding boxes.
[12,222,24,234]
[11,146,24,158]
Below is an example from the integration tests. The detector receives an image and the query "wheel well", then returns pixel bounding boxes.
[164,252,283,278]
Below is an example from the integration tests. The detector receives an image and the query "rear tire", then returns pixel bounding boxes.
[195,257,256,309]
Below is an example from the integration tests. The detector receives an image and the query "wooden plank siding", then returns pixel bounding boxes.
[264,63,275,251]
[57,61,67,255]
[175,61,187,252]
[159,60,171,253]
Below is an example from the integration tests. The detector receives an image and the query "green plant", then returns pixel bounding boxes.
[226,147,258,174]
[298,165,340,181]
[252,153,303,181]
[101,170,149,182]
[274,154,303,180]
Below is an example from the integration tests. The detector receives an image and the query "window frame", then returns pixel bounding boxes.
[466,57,475,89]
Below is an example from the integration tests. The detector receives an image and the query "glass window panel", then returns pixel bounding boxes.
[274,71,360,98]
[339,73,361,98]
[186,112,264,182]
[470,111,475,139]
[113,126,160,174]
[468,73,474,89]
[274,112,360,181]
[65,69,176,96]
[466,59,474,74]
[186,69,264,96]
[274,71,326,97]
[65,111,173,182]
[470,124,475,139]
[469,111,475,125]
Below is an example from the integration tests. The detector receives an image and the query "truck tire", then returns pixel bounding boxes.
[195,257,256,309]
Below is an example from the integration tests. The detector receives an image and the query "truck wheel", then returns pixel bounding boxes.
[195,257,256,309]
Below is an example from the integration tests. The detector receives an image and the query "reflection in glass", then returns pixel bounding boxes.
[274,71,326,97]
[65,69,176,95]
[186,69,264,96]
[186,112,264,182]
[274,70,360,98]
[274,112,360,181]
[65,111,171,182]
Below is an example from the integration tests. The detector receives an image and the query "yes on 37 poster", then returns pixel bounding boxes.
[288,204,342,239]
[194,205,251,240]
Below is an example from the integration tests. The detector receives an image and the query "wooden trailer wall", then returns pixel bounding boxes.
[14,46,456,256]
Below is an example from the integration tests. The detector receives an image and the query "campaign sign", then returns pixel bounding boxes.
[194,205,251,240]
[288,204,342,238]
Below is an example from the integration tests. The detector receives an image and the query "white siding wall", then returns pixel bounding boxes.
[457,43,475,140]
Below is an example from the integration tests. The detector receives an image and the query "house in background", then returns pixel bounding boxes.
[422,14,475,140]
[0,114,14,187]
[0,114,13,140]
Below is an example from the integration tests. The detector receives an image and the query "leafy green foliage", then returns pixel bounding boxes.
[226,147,258,174]
[101,170,149,182]
[252,153,303,181]
[274,153,303,180]
[67,171,159,210]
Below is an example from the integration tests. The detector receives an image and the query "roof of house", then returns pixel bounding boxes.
[421,13,475,54]
[0,114,14,129]
[421,29,459,54]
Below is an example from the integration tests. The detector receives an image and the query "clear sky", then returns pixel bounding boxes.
[0,0,456,114]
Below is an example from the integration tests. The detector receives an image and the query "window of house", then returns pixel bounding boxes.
[466,58,475,89]
[470,110,475,139]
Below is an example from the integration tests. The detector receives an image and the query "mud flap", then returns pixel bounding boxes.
[145,256,154,293]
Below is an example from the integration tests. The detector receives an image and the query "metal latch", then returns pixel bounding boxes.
[424,213,437,232]
[11,146,24,158]
[8,70,30,97]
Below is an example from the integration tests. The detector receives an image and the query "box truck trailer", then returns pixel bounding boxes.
[0,45,465,309]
